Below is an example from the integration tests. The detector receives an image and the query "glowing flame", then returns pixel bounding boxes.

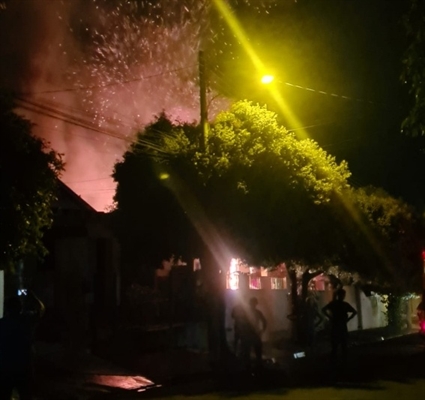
[228,257,239,290]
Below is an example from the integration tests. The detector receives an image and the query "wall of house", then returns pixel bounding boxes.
[314,286,362,332]
[224,283,389,347]
[357,291,387,330]
[55,237,92,349]
[30,229,120,346]
[225,287,291,344]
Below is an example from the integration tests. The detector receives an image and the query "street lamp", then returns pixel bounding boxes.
[261,74,275,85]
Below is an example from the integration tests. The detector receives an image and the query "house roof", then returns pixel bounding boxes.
[55,180,97,213]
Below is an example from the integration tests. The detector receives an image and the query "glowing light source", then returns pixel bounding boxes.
[261,75,274,84]
[213,0,308,139]
[227,258,239,290]
[89,375,154,390]
[159,173,170,180]
[271,277,286,290]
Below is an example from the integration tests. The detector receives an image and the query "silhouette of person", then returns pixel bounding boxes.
[322,288,357,361]
[239,297,267,371]
[303,293,323,348]
[231,301,245,354]
[0,290,45,400]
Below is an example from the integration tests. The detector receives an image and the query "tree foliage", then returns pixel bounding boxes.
[401,0,425,137]
[350,186,424,293]
[0,94,64,270]
[113,100,424,350]
[114,101,352,272]
[114,100,424,293]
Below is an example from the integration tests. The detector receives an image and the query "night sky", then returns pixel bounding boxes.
[209,0,425,208]
[0,0,424,209]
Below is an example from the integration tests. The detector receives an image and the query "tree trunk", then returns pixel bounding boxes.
[287,266,323,343]
[286,267,299,341]
[301,270,323,302]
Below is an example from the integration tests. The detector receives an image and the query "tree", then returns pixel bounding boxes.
[349,186,424,293]
[402,0,425,137]
[155,101,351,263]
[112,114,197,287]
[333,185,425,332]
[0,93,64,272]
[113,100,354,349]
[356,186,424,301]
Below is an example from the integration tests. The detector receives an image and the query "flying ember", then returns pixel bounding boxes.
[0,0,274,210]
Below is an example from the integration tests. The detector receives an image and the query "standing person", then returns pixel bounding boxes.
[231,300,246,354]
[0,290,45,400]
[240,297,267,371]
[322,288,357,362]
[303,293,323,348]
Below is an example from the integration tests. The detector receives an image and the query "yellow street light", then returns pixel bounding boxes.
[261,74,275,84]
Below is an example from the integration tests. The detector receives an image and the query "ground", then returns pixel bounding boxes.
[33,328,425,399]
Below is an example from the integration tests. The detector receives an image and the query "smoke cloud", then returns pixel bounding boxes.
[0,0,213,210]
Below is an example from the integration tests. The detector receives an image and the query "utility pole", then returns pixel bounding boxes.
[199,50,208,152]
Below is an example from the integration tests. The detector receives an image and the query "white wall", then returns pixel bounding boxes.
[358,291,387,329]
[225,287,292,345]
[224,284,388,346]
[315,286,387,331]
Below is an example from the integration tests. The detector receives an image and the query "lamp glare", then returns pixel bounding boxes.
[261,75,274,84]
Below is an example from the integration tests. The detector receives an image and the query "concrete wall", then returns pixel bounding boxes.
[224,284,389,346]
[316,286,360,331]
[225,287,291,344]
[357,291,387,329]
[55,237,91,349]
[313,286,387,332]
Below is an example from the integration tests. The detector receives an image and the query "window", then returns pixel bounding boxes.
[312,276,326,291]
[249,276,262,290]
[271,277,286,290]
[227,272,239,290]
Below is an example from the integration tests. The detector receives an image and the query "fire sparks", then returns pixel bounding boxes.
[0,0,277,210]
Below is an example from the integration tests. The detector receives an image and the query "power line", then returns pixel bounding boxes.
[76,188,116,192]
[206,64,386,107]
[206,66,240,97]
[281,81,380,106]
[25,96,137,131]
[17,65,197,95]
[321,136,365,149]
[63,177,113,184]
[288,120,339,133]
[17,98,131,142]
[16,97,167,153]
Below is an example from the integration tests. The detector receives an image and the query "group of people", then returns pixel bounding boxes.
[231,288,358,369]
[1,285,361,396]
